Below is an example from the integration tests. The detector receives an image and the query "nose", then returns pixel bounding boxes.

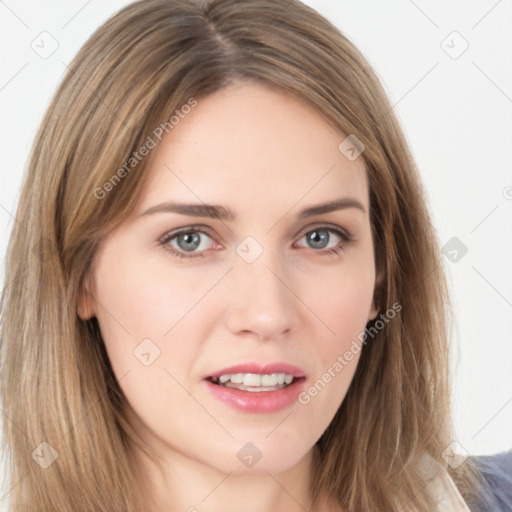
[224,246,299,341]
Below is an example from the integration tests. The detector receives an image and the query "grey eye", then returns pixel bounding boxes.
[305,229,330,249]
[175,231,202,252]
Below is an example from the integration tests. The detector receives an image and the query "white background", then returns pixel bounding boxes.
[0,0,510,469]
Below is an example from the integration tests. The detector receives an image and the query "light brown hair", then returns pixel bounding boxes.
[0,0,480,510]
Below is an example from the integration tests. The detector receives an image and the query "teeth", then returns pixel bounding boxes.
[261,374,277,386]
[243,374,261,386]
[215,372,296,388]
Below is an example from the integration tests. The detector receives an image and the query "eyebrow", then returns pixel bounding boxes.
[139,197,366,221]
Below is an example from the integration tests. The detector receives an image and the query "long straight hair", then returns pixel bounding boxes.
[1,0,480,510]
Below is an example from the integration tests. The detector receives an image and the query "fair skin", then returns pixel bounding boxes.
[79,82,377,512]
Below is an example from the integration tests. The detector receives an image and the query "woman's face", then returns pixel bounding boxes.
[79,82,377,475]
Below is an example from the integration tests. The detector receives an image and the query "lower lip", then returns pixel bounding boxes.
[204,378,306,413]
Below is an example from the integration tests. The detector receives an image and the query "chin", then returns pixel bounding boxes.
[205,436,314,475]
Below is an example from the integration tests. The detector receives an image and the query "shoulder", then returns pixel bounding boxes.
[468,450,512,512]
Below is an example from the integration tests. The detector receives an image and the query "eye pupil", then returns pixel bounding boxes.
[177,232,201,251]
[308,230,329,249]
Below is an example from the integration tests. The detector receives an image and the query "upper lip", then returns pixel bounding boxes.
[206,362,306,380]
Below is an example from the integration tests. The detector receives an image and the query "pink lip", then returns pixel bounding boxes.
[204,378,305,413]
[204,362,306,413]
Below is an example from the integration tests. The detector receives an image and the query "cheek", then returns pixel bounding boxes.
[90,248,207,436]
[91,242,229,400]
[298,256,374,406]
[92,244,213,346]
[306,256,376,347]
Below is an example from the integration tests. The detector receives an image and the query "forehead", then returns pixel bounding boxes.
[134,82,369,219]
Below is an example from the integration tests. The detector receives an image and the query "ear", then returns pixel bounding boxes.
[368,265,385,322]
[368,299,379,322]
[77,275,95,320]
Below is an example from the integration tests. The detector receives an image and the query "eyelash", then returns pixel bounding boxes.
[159,224,354,260]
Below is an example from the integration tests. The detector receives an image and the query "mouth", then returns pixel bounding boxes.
[203,363,306,413]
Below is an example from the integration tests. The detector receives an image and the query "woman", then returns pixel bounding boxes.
[0,0,510,510]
